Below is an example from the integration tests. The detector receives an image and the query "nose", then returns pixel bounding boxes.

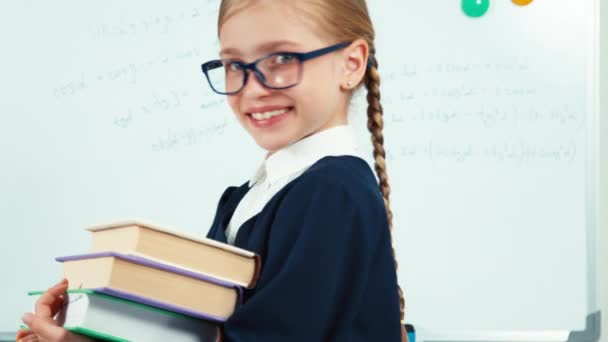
[240,70,271,98]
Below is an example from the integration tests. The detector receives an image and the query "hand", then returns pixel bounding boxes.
[18,279,93,342]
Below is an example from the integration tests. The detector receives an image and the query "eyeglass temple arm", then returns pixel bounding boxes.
[298,42,373,68]
[297,42,349,62]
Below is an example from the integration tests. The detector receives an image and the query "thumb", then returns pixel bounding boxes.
[22,312,68,342]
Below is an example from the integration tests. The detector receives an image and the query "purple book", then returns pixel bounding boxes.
[56,251,243,323]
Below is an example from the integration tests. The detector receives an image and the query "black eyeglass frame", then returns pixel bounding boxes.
[201,42,369,95]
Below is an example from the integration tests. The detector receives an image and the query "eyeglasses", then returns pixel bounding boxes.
[201,42,352,95]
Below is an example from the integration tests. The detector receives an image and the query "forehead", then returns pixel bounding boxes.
[218,2,327,58]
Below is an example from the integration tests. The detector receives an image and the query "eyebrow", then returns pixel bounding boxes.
[219,40,303,58]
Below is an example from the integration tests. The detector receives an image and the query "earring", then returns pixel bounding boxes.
[346,81,353,88]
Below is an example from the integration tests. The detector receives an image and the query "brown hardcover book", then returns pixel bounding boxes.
[86,219,261,289]
[57,252,242,322]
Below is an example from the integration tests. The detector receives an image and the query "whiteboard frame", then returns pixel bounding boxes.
[597,0,608,340]
[0,333,15,342]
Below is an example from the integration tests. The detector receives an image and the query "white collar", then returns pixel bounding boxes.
[248,125,361,187]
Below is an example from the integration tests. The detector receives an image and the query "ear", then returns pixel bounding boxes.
[340,39,369,91]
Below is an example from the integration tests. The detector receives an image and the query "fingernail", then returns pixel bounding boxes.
[21,313,33,325]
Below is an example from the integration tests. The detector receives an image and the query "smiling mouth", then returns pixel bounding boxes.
[247,107,293,121]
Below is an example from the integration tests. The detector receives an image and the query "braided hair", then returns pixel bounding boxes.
[364,49,407,341]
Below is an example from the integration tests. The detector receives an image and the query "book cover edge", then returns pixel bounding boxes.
[65,326,129,342]
[85,219,257,258]
[93,287,231,323]
[55,251,245,292]
[27,289,220,321]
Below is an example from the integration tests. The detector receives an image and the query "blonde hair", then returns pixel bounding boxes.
[218,1,407,339]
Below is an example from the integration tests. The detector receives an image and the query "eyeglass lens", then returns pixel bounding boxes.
[206,54,301,94]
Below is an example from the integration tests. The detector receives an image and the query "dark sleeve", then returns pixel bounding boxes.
[222,176,402,342]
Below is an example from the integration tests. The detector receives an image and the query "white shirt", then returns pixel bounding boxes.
[226,125,362,245]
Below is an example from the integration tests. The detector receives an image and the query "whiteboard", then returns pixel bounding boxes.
[0,0,600,339]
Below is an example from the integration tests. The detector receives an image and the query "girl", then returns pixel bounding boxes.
[19,1,407,341]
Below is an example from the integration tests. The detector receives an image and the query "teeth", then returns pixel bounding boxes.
[251,108,289,120]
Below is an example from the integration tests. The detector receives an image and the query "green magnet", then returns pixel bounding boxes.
[462,0,490,18]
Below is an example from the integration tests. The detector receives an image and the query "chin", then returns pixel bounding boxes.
[255,135,293,153]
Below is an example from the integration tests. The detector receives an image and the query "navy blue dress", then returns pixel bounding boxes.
[206,156,401,342]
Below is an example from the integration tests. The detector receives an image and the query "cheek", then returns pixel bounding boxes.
[296,69,341,112]
[302,63,341,98]
[293,85,332,120]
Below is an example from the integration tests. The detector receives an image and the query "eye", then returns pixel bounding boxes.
[225,61,244,72]
[273,54,296,65]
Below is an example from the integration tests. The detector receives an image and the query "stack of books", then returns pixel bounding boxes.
[29,220,261,341]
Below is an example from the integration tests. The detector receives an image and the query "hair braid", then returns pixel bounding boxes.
[364,51,407,340]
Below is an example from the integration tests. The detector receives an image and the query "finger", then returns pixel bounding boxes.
[35,279,69,318]
[15,328,34,341]
[16,328,38,342]
[22,312,68,342]
[48,278,68,292]
[16,329,32,338]
[19,333,39,342]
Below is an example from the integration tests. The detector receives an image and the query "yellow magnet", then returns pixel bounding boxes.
[512,0,534,6]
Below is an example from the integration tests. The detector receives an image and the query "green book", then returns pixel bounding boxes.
[28,290,221,342]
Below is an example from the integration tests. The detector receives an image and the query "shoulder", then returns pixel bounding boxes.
[295,155,382,202]
[262,155,390,256]
[307,155,375,179]
[277,155,387,221]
